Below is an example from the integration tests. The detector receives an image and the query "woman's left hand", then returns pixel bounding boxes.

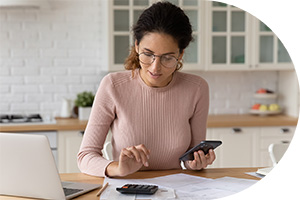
[184,149,216,170]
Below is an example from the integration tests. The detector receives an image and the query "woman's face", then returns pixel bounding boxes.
[135,32,184,88]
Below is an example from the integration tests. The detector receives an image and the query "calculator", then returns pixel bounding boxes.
[116,184,158,195]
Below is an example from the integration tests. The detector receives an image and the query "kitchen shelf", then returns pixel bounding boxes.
[253,93,277,99]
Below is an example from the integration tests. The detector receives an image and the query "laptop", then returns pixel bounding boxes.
[0,132,101,200]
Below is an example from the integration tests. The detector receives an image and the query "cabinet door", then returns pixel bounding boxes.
[258,126,295,167]
[206,2,250,70]
[206,1,294,71]
[254,21,294,70]
[110,0,151,71]
[207,127,259,168]
[58,131,83,173]
[181,0,203,70]
[109,0,205,71]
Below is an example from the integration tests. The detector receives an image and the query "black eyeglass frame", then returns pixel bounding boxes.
[138,52,180,68]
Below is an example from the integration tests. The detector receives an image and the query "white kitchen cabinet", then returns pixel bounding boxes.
[109,0,203,71]
[58,130,83,173]
[108,1,293,71]
[57,130,112,173]
[253,20,293,70]
[206,127,259,168]
[206,126,295,168]
[205,2,293,71]
[258,126,295,167]
[206,2,250,70]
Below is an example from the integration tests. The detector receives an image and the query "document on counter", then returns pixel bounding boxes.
[99,177,176,200]
[99,173,258,200]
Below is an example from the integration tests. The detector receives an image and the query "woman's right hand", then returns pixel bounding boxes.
[105,144,150,177]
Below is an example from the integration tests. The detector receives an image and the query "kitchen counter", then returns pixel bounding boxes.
[207,114,298,127]
[0,118,88,132]
[0,114,298,132]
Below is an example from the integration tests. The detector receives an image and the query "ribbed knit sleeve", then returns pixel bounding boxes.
[77,74,115,177]
[77,70,209,177]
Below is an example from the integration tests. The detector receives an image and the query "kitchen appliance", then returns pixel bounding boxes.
[0,114,43,123]
[60,98,73,118]
[0,114,55,124]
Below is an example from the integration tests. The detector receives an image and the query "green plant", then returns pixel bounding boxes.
[74,91,95,107]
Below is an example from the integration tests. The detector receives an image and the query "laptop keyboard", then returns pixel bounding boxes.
[63,187,83,196]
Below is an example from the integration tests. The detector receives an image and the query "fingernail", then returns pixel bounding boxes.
[145,162,149,167]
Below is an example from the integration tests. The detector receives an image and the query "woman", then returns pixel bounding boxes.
[77,1,215,177]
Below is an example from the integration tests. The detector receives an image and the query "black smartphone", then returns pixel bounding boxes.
[179,140,222,162]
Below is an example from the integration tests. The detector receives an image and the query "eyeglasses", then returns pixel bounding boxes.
[138,52,179,68]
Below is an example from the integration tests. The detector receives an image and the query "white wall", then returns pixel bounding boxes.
[0,0,108,118]
[278,71,299,117]
[0,0,291,118]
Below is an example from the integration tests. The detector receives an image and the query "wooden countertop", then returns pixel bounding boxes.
[0,114,298,132]
[0,118,88,132]
[207,114,298,127]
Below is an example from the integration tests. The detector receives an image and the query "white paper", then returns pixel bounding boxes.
[106,189,136,200]
[99,173,258,200]
[245,172,264,179]
[204,176,258,193]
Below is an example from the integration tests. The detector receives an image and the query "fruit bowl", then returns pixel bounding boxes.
[254,88,277,99]
[249,109,282,116]
[253,93,277,99]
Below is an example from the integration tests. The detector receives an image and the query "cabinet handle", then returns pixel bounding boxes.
[232,128,242,133]
[281,140,290,144]
[281,128,290,133]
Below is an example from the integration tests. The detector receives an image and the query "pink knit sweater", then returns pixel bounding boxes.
[77,69,209,177]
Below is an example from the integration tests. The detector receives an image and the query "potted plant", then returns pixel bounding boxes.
[74,91,95,120]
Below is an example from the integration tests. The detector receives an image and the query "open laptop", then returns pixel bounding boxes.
[0,132,101,199]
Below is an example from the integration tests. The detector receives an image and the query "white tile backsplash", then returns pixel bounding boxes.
[0,0,280,117]
[191,71,278,115]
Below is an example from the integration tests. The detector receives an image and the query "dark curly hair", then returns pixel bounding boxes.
[124,1,193,72]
